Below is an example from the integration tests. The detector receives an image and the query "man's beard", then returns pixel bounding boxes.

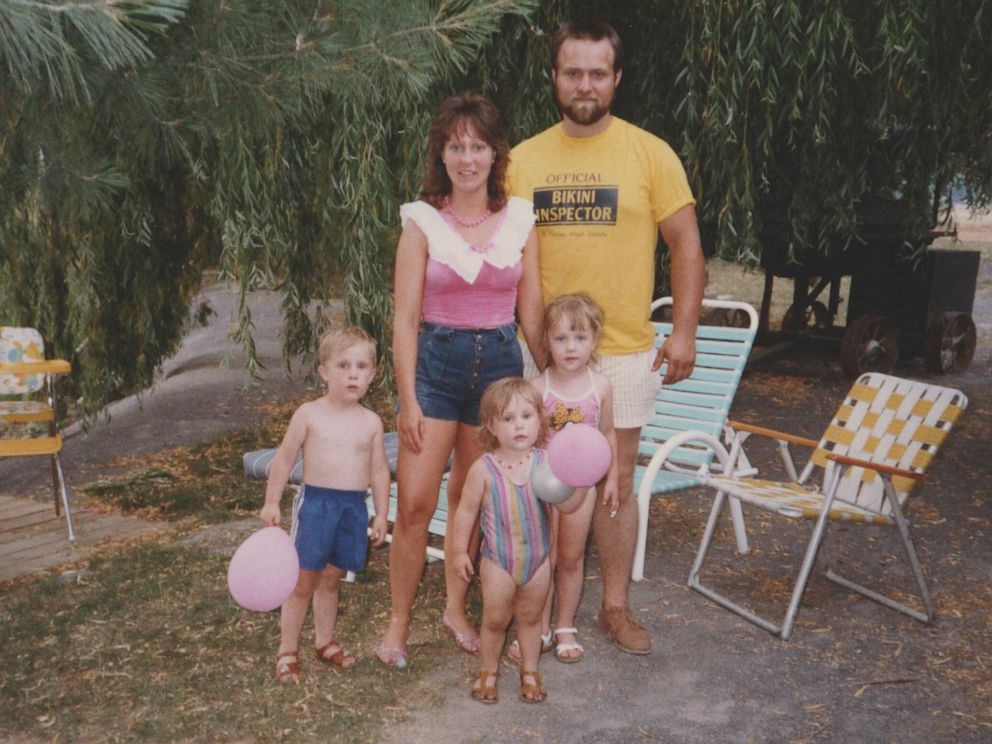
[555,88,613,126]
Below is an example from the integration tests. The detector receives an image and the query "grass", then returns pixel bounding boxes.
[0,385,465,743]
[0,541,458,742]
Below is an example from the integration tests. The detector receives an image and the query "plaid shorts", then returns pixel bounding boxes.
[521,343,660,429]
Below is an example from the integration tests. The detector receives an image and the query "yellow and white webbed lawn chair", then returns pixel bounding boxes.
[684,372,967,639]
[0,326,75,540]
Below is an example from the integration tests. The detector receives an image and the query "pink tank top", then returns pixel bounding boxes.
[400,197,536,328]
[542,367,601,443]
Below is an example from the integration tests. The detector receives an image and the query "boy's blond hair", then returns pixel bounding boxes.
[543,293,605,363]
[318,326,377,366]
[477,377,549,452]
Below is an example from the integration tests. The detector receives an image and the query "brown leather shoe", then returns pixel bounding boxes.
[597,606,652,655]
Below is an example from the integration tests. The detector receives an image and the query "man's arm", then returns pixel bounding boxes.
[654,203,706,384]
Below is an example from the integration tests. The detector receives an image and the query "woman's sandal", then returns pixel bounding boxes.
[553,627,584,664]
[376,644,408,669]
[275,651,300,684]
[519,669,547,704]
[470,670,500,704]
[315,640,356,669]
[442,614,481,655]
[505,630,554,666]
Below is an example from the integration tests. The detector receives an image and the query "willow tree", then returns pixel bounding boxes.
[672,0,992,266]
[3,1,990,416]
[0,0,541,415]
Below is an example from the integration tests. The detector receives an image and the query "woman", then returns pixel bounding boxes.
[378,93,544,666]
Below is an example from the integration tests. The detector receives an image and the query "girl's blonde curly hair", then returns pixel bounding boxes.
[477,377,549,452]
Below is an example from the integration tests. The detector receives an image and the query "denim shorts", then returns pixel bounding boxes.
[414,322,523,426]
[291,485,369,573]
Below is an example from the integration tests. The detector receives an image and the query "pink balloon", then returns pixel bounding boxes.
[547,423,612,487]
[228,526,299,612]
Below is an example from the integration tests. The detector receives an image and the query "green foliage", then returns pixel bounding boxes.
[2,0,990,417]
[0,0,540,415]
[674,0,992,267]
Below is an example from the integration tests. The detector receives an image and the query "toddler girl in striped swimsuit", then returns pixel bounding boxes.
[450,377,582,704]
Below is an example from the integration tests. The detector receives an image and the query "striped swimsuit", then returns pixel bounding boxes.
[479,450,552,586]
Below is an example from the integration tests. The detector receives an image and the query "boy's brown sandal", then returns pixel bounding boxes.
[275,651,300,683]
[315,640,356,669]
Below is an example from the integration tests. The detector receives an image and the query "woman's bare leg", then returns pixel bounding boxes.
[380,418,457,652]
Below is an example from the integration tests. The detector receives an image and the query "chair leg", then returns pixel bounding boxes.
[689,487,833,639]
[51,452,76,542]
[631,482,652,582]
[689,490,785,636]
[728,496,750,554]
[779,503,832,639]
[824,480,933,623]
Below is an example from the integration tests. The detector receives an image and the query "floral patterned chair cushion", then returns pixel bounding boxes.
[0,326,46,395]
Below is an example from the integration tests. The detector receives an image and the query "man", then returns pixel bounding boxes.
[507,19,705,655]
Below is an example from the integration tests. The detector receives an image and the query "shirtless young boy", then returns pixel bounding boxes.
[260,326,390,682]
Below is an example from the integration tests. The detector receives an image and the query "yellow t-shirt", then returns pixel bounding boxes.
[508,118,695,354]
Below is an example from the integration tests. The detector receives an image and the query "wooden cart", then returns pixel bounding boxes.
[758,198,979,377]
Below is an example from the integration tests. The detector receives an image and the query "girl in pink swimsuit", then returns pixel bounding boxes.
[518,294,619,666]
[450,378,582,704]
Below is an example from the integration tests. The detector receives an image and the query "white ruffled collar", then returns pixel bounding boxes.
[400,197,535,283]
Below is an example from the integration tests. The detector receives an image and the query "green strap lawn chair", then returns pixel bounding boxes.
[632,297,758,581]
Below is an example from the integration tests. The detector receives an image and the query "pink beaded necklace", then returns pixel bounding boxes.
[443,198,491,228]
[495,450,532,471]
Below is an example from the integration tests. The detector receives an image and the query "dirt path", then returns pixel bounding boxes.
[0,282,319,583]
[0,281,318,501]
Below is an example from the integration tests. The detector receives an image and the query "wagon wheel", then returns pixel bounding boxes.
[840,315,900,378]
[781,301,831,333]
[923,311,976,374]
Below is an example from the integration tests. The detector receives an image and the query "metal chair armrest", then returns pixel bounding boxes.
[726,420,814,482]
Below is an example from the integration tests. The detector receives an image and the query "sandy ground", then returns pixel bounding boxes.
[0,282,321,499]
